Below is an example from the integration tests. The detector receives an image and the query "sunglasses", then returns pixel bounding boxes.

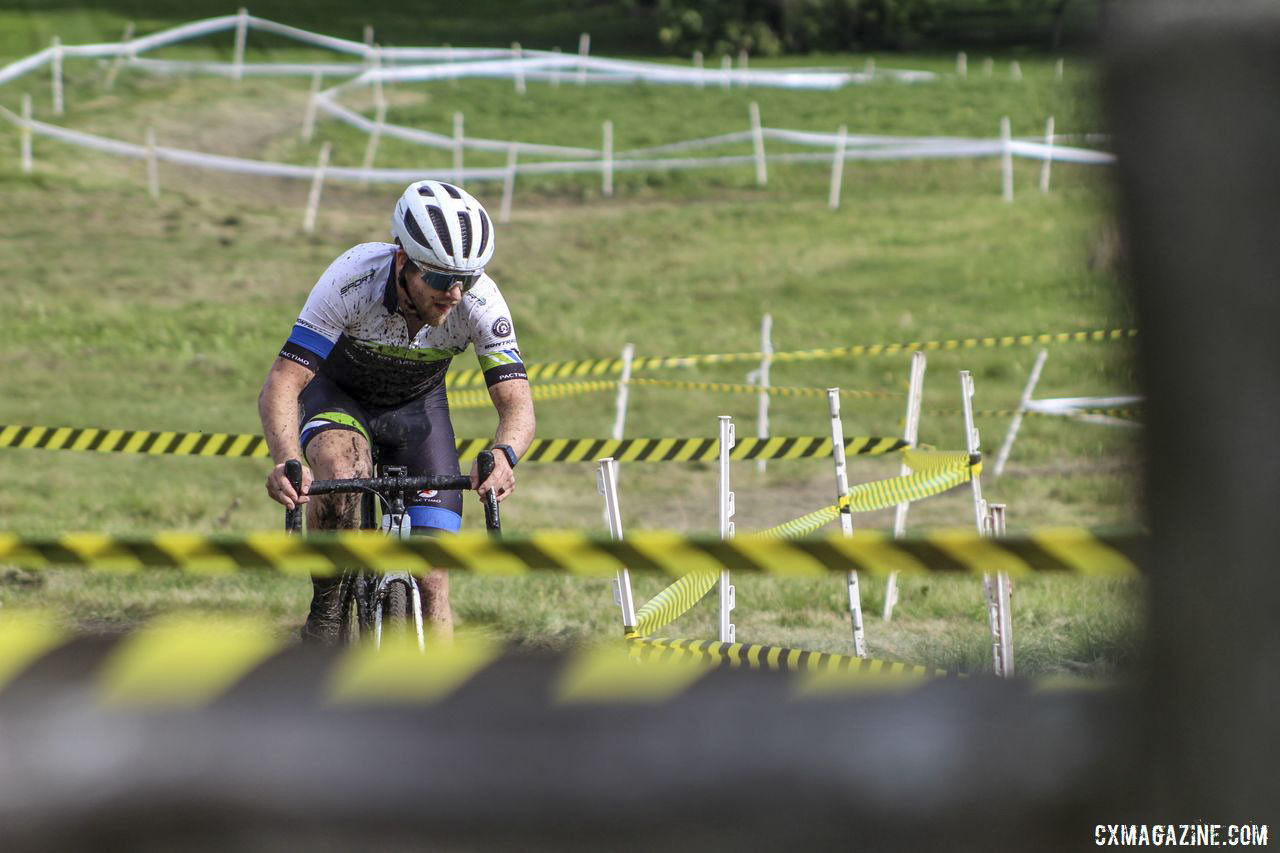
[411,261,482,293]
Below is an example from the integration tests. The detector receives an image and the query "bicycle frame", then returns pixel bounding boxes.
[283,452,501,651]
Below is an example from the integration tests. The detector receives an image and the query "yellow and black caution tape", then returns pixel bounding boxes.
[0,528,1145,577]
[628,636,958,679]
[756,451,980,539]
[632,568,719,637]
[630,450,978,633]
[445,327,1139,388]
[0,424,907,464]
[447,379,619,410]
[0,613,958,708]
[626,378,898,400]
[928,408,1143,419]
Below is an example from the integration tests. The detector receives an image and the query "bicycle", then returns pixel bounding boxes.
[282,451,501,650]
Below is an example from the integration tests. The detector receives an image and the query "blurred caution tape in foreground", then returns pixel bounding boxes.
[0,528,1144,577]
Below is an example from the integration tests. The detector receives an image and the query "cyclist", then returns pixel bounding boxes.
[258,180,535,644]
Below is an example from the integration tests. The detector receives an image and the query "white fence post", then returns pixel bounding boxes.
[983,56,993,77]
[883,351,927,621]
[1011,60,1022,82]
[611,343,634,440]
[956,51,967,79]
[453,112,464,188]
[444,43,457,88]
[597,457,638,633]
[550,46,561,88]
[601,120,614,197]
[1039,115,1056,194]
[20,94,32,174]
[720,54,731,90]
[499,144,518,223]
[865,56,875,78]
[577,33,590,85]
[1055,57,1064,80]
[994,349,1049,478]
[104,22,135,91]
[693,50,703,88]
[828,123,848,209]
[961,370,985,531]
[370,44,385,110]
[301,70,322,142]
[363,25,374,47]
[512,42,526,94]
[749,102,767,186]
[755,313,773,473]
[988,503,1014,678]
[718,415,736,644]
[360,98,387,185]
[738,48,749,85]
[51,36,63,116]
[1001,116,1013,202]
[828,388,867,657]
[145,126,159,200]
[233,8,248,81]
[983,503,1014,678]
[302,141,331,234]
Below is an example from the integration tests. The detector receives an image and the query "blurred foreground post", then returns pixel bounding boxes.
[1107,0,1280,818]
[302,141,330,234]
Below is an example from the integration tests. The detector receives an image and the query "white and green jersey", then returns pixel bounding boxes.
[280,242,525,407]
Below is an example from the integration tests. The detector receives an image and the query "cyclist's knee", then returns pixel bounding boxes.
[304,429,373,480]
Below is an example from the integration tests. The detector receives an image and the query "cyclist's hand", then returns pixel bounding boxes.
[470,454,516,503]
[266,461,312,509]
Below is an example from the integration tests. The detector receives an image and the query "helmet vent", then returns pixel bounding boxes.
[457,213,472,257]
[416,185,435,197]
[402,210,431,252]
[442,183,463,200]
[478,210,490,259]
[427,207,455,256]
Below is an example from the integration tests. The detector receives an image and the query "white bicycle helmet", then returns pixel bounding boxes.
[390,180,495,273]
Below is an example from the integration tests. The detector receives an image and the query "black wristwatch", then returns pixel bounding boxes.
[493,443,519,468]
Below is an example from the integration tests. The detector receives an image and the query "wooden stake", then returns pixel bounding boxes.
[577,33,590,85]
[20,94,32,174]
[1000,116,1013,202]
[233,8,248,81]
[301,70,322,142]
[1040,116,1055,193]
[749,102,767,186]
[828,124,847,209]
[512,42,525,94]
[453,112,464,187]
[145,126,159,200]
[104,22,135,91]
[602,120,613,197]
[360,99,387,185]
[499,144,518,223]
[303,142,331,234]
[51,36,63,116]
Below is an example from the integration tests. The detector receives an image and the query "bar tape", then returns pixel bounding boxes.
[0,613,955,709]
[627,636,959,679]
[0,529,1145,577]
[444,328,1139,388]
[0,425,907,464]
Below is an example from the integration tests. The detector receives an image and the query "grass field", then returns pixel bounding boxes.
[0,22,1143,675]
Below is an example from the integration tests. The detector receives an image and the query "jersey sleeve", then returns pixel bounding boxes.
[467,280,527,387]
[279,262,352,372]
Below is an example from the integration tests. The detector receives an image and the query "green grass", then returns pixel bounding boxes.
[0,39,1142,676]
